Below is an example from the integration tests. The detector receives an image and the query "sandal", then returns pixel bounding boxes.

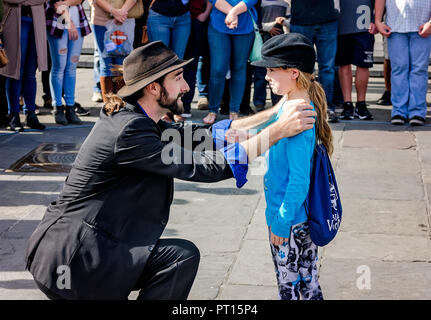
[229,112,239,121]
[173,114,185,122]
[203,112,217,125]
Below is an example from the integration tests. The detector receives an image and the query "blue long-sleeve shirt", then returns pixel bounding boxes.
[209,0,258,34]
[264,101,316,238]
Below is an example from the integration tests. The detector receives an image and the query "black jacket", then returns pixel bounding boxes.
[25,103,233,299]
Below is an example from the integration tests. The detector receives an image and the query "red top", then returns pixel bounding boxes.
[189,0,207,19]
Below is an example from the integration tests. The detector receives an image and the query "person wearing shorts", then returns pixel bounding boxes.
[336,0,377,121]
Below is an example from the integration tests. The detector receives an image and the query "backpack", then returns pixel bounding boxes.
[305,143,342,246]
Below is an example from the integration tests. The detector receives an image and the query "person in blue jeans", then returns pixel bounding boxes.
[1,3,47,132]
[376,0,431,126]
[45,0,92,125]
[88,0,136,103]
[146,0,192,60]
[290,0,339,123]
[177,0,212,121]
[202,0,256,124]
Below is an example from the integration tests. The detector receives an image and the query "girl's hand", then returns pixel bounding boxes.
[225,10,238,29]
[197,11,210,23]
[69,24,78,40]
[112,7,128,24]
[55,0,69,12]
[270,230,288,246]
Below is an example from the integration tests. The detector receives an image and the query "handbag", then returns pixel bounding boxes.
[107,0,144,19]
[248,10,263,63]
[0,8,12,68]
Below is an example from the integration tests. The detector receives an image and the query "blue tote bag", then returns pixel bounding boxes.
[305,144,342,246]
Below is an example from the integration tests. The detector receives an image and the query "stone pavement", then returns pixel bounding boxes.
[0,67,431,300]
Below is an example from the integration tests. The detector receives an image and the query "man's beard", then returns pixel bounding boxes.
[157,85,184,115]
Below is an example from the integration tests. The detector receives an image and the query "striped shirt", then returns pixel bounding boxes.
[45,0,92,38]
[386,0,431,33]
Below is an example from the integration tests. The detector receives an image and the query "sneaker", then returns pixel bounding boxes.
[340,102,354,120]
[355,101,373,120]
[409,116,425,127]
[74,103,90,116]
[377,91,392,106]
[391,115,407,125]
[197,97,209,110]
[255,104,265,112]
[328,109,339,123]
[91,91,103,103]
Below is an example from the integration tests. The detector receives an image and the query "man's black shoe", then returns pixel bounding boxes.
[391,115,407,125]
[377,91,391,106]
[355,101,373,120]
[26,111,46,130]
[74,103,90,116]
[409,116,425,127]
[340,102,354,120]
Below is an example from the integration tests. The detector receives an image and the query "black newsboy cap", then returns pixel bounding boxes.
[251,33,316,74]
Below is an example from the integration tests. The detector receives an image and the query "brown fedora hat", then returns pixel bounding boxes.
[117,41,193,98]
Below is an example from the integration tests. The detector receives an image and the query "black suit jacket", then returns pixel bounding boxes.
[25,103,233,299]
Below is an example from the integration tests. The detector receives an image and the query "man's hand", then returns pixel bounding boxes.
[270,230,288,246]
[269,26,282,36]
[225,128,254,144]
[419,21,431,38]
[369,22,378,35]
[275,16,285,25]
[376,21,392,37]
[276,99,316,139]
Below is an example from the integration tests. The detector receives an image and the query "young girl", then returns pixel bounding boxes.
[251,33,333,300]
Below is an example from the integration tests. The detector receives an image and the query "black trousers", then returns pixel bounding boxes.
[35,238,200,300]
[134,238,200,300]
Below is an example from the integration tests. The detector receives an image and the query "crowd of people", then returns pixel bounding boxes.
[0,0,430,131]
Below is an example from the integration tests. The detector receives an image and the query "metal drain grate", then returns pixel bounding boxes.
[7,143,81,173]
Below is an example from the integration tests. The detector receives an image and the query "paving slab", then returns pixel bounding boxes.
[324,231,431,262]
[342,129,417,150]
[339,198,429,236]
[319,259,431,300]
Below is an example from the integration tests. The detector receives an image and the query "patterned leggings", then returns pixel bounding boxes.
[269,222,324,300]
